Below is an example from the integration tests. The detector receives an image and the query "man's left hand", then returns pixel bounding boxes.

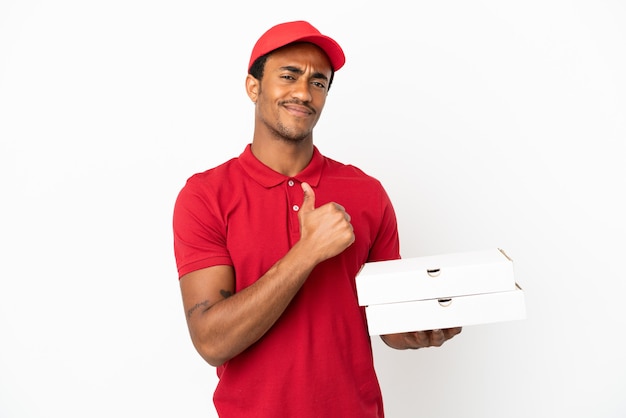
[380,327,462,350]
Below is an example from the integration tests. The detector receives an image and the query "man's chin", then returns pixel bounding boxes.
[272,128,311,143]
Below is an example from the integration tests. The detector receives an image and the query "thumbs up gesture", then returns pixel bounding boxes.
[298,182,355,264]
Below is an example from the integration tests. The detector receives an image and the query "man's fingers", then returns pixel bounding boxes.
[443,327,462,339]
[301,182,315,212]
[429,329,446,347]
[411,331,430,347]
[430,327,461,347]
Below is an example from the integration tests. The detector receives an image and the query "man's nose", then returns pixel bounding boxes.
[291,78,312,102]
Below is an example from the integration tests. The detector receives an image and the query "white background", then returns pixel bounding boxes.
[1,1,625,417]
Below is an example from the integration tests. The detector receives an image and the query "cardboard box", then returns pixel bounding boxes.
[357,248,516,306]
[364,284,526,335]
[356,249,526,335]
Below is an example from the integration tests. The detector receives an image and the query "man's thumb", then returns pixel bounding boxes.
[301,182,315,212]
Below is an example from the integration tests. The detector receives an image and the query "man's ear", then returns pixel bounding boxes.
[245,74,260,103]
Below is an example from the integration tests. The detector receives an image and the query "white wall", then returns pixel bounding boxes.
[1,1,624,417]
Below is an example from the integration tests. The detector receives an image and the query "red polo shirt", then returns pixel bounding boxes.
[173,144,400,417]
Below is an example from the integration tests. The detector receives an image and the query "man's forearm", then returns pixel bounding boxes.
[191,242,317,367]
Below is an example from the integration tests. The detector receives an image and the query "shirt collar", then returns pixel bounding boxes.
[238,144,324,189]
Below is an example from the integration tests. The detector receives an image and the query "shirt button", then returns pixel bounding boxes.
[292,204,300,212]
[288,180,295,187]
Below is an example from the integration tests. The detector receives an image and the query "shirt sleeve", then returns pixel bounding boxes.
[172,175,233,278]
[367,184,401,263]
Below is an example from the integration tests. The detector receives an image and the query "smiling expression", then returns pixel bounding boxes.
[247,43,333,143]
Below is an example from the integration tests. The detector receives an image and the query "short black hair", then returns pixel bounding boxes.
[248,54,270,81]
[248,46,335,90]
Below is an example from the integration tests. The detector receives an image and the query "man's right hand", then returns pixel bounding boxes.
[298,181,355,264]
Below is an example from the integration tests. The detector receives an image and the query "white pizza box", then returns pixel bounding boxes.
[356,248,516,306]
[365,284,526,335]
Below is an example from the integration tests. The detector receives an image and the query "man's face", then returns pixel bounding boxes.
[251,42,333,143]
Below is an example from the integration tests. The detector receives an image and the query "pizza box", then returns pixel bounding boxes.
[356,248,516,306]
[364,283,526,335]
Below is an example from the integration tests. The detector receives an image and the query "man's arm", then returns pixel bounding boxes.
[380,328,462,350]
[179,182,354,367]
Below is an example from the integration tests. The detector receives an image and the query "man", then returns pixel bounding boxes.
[173,20,461,417]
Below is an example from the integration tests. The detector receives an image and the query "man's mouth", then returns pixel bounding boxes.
[281,101,315,117]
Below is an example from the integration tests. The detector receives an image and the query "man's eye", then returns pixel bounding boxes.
[281,74,296,80]
[312,81,326,89]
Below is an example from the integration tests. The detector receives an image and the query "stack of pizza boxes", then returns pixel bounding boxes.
[356,248,526,335]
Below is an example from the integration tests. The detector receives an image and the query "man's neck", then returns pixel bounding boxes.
[250,137,314,177]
